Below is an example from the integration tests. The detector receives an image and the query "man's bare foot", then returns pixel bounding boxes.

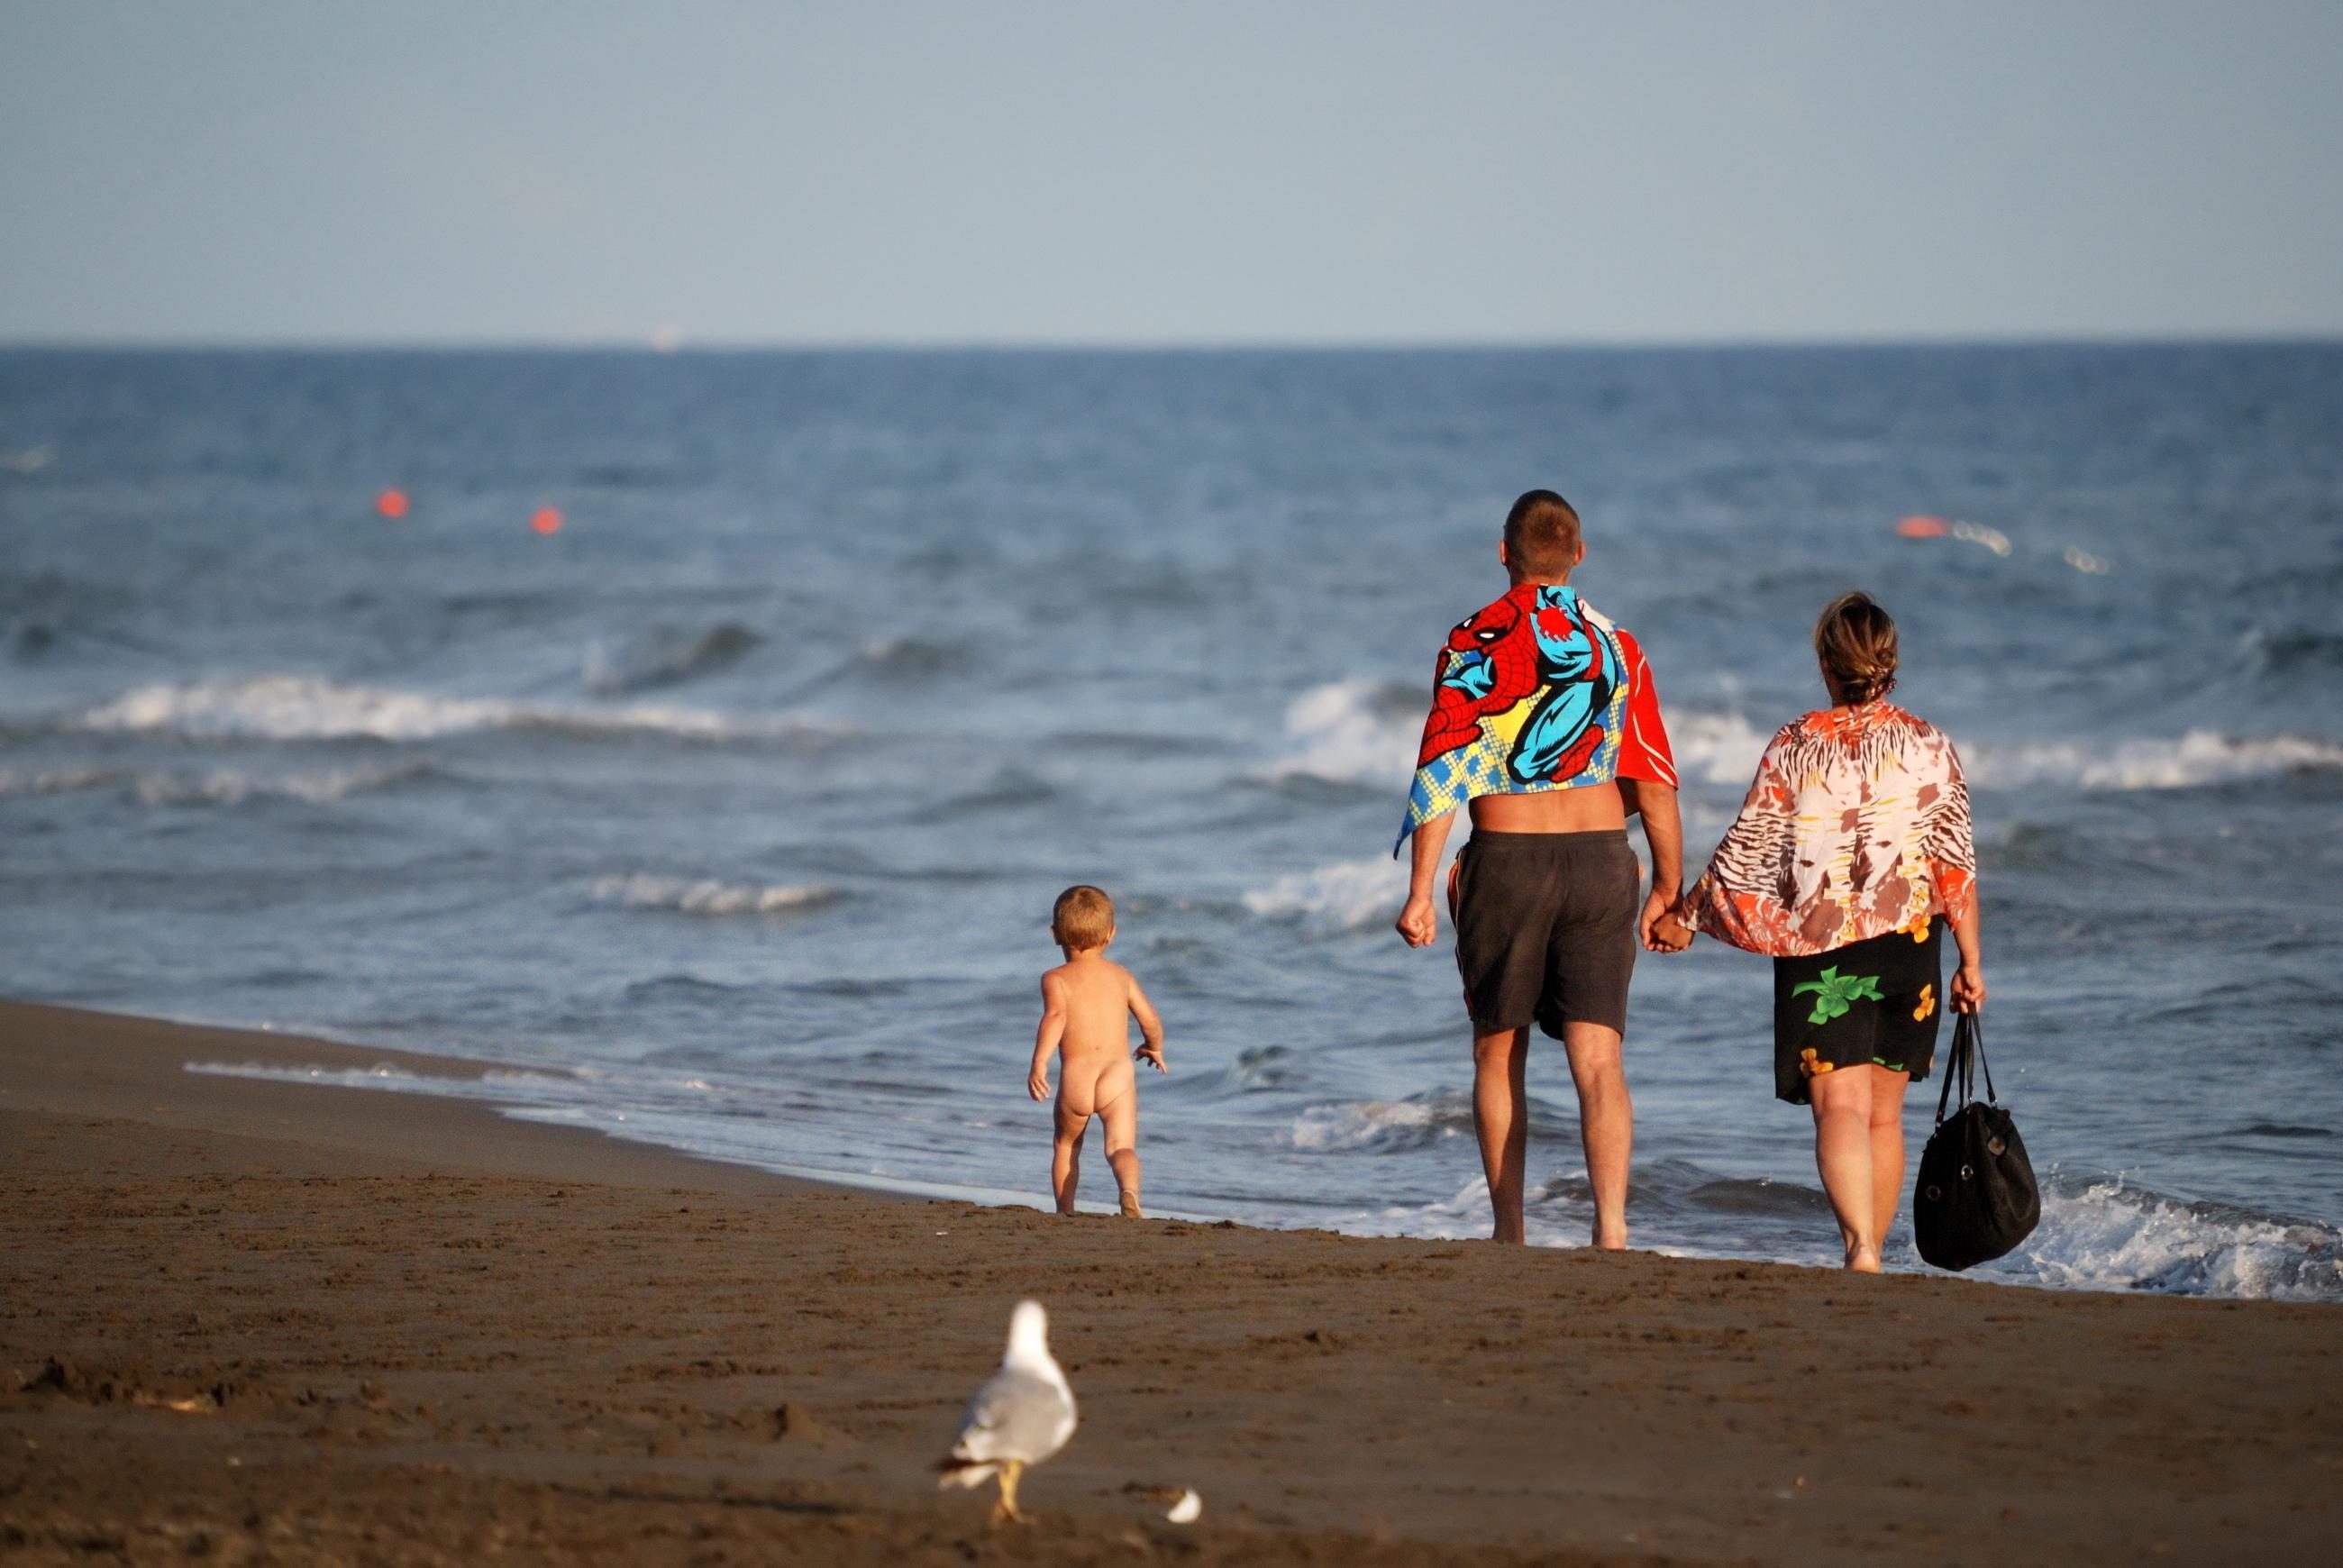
[1118,1190,1143,1219]
[1592,1228,1628,1252]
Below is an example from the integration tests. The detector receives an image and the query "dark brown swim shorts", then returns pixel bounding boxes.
[1448,828,1641,1039]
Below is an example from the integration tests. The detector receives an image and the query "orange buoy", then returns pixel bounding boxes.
[531,506,562,535]
[1896,515,1949,539]
[376,488,410,519]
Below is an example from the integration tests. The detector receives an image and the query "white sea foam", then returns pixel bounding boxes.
[1257,679,1415,786]
[0,760,426,805]
[71,675,832,744]
[1968,731,2343,791]
[182,1061,570,1097]
[1665,710,1773,786]
[1290,1093,1472,1153]
[133,760,432,807]
[1260,678,1775,792]
[1241,857,1407,933]
[0,765,122,798]
[591,873,842,916]
[1982,1178,2343,1301]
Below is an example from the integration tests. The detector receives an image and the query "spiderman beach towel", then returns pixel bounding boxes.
[1395,583,1676,854]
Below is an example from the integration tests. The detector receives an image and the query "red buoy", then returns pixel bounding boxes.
[376,488,410,519]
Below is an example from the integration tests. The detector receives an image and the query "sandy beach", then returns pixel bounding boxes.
[2,998,2337,1566]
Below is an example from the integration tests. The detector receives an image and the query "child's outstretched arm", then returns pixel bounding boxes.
[1128,975,1167,1073]
[1028,972,1067,1100]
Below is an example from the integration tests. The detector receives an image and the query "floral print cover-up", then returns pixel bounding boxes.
[1687,700,1976,959]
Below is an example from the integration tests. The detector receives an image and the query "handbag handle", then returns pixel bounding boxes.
[1933,1009,1996,1125]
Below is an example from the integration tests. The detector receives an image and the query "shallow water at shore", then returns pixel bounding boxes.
[5,344,2339,1297]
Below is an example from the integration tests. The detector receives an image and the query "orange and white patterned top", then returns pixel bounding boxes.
[1686,700,1976,958]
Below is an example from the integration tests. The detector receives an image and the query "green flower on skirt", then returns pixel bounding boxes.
[1791,966,1885,1026]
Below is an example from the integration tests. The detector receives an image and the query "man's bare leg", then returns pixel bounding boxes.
[1050,1103,1086,1215]
[1865,1066,1910,1250]
[1809,1068,1881,1271]
[1561,1022,1631,1250]
[1471,1026,1530,1244]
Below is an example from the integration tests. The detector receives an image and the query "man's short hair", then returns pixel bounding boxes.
[1503,490,1582,579]
[1052,884,1115,950]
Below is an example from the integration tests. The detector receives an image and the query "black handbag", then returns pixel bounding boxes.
[1912,1012,2040,1271]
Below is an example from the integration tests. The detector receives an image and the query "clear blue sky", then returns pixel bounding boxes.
[4,1,2338,344]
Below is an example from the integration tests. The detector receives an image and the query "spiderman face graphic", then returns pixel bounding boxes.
[1415,588,1620,785]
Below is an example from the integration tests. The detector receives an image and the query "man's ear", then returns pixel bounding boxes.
[1498,539,1512,571]
[1573,540,1587,571]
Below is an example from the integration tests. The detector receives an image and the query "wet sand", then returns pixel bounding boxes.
[2,998,2337,1565]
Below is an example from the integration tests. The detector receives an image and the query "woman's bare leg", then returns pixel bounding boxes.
[1562,1022,1631,1251]
[1809,1068,1881,1271]
[1471,1027,1530,1244]
[1866,1067,1911,1249]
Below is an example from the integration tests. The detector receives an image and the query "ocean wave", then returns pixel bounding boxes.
[1241,857,1407,933]
[68,675,838,745]
[0,764,122,798]
[183,1061,571,1096]
[1968,731,2343,791]
[0,760,430,806]
[846,636,961,680]
[1255,679,1418,786]
[582,622,761,696]
[1986,1177,2343,1301]
[591,874,843,917]
[135,760,434,807]
[1290,1090,1476,1153]
[1257,679,1773,790]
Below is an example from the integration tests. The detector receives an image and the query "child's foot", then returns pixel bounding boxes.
[1118,1190,1144,1219]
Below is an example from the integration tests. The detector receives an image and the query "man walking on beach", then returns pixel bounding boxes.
[1393,491,1681,1246]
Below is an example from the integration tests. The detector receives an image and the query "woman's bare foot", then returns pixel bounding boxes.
[1118,1190,1143,1219]
[1846,1241,1883,1273]
[1592,1226,1628,1252]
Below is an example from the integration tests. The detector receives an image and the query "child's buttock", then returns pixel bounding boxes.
[1055,1048,1135,1118]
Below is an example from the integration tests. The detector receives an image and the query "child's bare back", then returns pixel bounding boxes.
[1026,885,1165,1217]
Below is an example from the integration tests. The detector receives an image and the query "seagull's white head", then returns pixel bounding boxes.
[1005,1299,1053,1371]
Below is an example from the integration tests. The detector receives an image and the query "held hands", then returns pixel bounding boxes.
[1952,962,1987,1014]
[1395,893,1438,948]
[1641,890,1693,953]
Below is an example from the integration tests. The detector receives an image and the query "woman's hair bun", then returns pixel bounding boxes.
[1814,591,1900,702]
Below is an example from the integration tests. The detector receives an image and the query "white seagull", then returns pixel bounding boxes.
[934,1299,1077,1523]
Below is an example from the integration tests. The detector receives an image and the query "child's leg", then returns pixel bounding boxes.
[1098,1071,1142,1217]
[1051,1098,1088,1215]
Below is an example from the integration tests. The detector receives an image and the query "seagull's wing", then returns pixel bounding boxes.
[947,1366,1075,1466]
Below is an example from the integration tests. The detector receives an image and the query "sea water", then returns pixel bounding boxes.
[4,344,2338,1299]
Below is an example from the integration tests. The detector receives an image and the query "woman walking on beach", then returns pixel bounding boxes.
[1659,593,1983,1272]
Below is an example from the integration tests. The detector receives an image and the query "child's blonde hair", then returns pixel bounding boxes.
[1052,884,1115,950]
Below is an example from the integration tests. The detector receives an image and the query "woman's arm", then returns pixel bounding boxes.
[1924,736,1984,1011]
[1949,898,1986,1013]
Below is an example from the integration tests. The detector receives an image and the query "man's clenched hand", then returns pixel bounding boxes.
[1396,893,1438,948]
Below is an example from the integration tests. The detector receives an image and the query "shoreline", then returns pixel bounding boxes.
[3,998,2339,1564]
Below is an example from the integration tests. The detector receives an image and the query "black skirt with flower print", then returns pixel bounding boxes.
[1770,919,1945,1105]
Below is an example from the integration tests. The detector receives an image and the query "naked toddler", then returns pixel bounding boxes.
[1026,884,1166,1217]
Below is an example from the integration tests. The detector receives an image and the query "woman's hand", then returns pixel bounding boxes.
[1026,1069,1052,1101]
[1395,893,1438,948]
[1952,962,1987,1014]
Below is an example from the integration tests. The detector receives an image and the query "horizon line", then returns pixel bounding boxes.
[4,330,2341,355]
